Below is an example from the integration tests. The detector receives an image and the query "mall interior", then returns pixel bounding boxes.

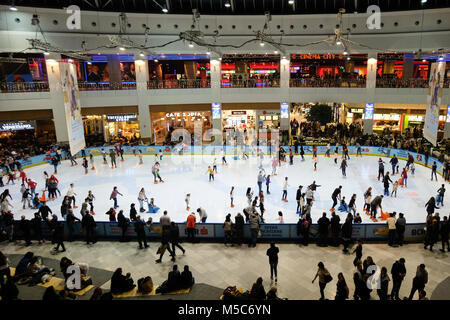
[0,0,449,303]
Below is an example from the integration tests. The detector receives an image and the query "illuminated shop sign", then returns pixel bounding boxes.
[364,103,374,120]
[212,103,222,119]
[446,105,450,123]
[291,54,344,60]
[351,108,364,113]
[0,121,35,131]
[106,114,137,122]
[280,102,289,119]
[231,111,247,115]
[165,112,206,118]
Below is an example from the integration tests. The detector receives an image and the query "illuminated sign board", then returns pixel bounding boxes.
[105,114,137,122]
[231,111,247,115]
[351,108,364,114]
[446,105,450,123]
[165,112,205,118]
[212,103,221,119]
[280,102,289,119]
[291,54,344,60]
[0,121,35,131]
[364,103,374,120]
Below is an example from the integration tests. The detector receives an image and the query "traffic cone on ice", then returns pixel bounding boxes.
[91,167,95,170]
[39,190,47,202]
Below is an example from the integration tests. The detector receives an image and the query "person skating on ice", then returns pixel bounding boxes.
[265,174,271,194]
[87,190,95,214]
[325,143,331,158]
[296,185,303,213]
[82,157,88,174]
[348,194,357,216]
[158,149,163,161]
[282,177,289,202]
[246,188,254,206]
[138,188,148,213]
[109,149,117,169]
[390,155,399,175]
[213,159,218,174]
[401,167,408,187]
[230,187,235,208]
[431,161,438,181]
[271,157,278,175]
[68,149,77,166]
[378,158,385,181]
[340,158,347,177]
[66,183,77,208]
[90,154,95,170]
[110,186,123,209]
[138,150,143,165]
[410,162,415,175]
[312,145,317,158]
[206,166,214,182]
[370,195,384,220]
[338,197,348,212]
[101,148,107,164]
[331,186,342,211]
[313,155,318,171]
[356,142,362,157]
[289,147,294,165]
[257,170,265,194]
[119,144,125,162]
[153,162,164,183]
[437,184,446,207]
[391,181,399,197]
[300,144,305,161]
[333,148,339,164]
[185,194,191,211]
[221,149,227,165]
[383,172,393,196]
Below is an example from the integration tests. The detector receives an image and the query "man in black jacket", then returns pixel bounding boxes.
[53,222,66,252]
[117,210,129,242]
[82,212,96,245]
[155,227,175,263]
[134,216,148,249]
[38,202,52,222]
[30,212,43,244]
[234,213,244,245]
[330,212,341,247]
[317,212,330,247]
[66,209,80,242]
[296,185,303,213]
[391,258,406,300]
[19,216,32,246]
[170,222,185,255]
[440,216,449,252]
[331,186,342,211]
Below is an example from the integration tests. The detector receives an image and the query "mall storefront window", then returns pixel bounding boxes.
[151,105,212,145]
[147,54,210,89]
[221,54,280,88]
[290,54,367,88]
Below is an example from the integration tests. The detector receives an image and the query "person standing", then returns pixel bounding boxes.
[396,213,406,246]
[431,161,438,181]
[66,208,80,242]
[312,262,331,300]
[281,177,289,202]
[234,212,244,246]
[248,210,260,248]
[340,159,347,177]
[223,214,233,246]
[331,186,342,211]
[53,222,66,252]
[160,210,171,231]
[377,267,390,300]
[440,216,449,252]
[352,240,363,266]
[134,216,148,249]
[66,183,77,209]
[169,222,185,255]
[257,170,264,194]
[408,264,428,300]
[266,243,279,282]
[317,212,330,247]
[109,149,117,169]
[390,155,398,175]
[19,215,32,246]
[117,210,129,242]
[387,212,397,246]
[378,158,385,181]
[390,258,406,300]
[383,172,393,196]
[82,212,96,245]
[137,188,148,213]
[335,273,349,300]
[31,212,43,244]
[295,185,303,213]
[330,212,341,247]
[186,212,196,243]
[341,213,353,253]
[437,184,446,207]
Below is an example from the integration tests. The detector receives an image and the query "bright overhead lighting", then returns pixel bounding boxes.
[162,6,168,13]
[347,57,351,60]
[87,62,92,65]
[343,51,348,55]
[274,50,278,54]
[439,56,444,61]
[288,0,295,5]
[336,40,342,46]
[154,59,158,62]
[225,1,231,8]
[43,52,49,56]
[259,41,265,47]
[9,5,18,11]
[119,47,125,51]
[421,0,427,4]
[422,59,426,62]
[206,51,210,55]
[139,52,145,57]
[188,42,194,48]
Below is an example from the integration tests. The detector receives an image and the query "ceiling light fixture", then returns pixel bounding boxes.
[119,47,125,51]
[162,6,168,13]
[43,52,49,56]
[288,0,295,5]
[343,51,348,55]
[154,59,158,62]
[188,42,194,48]
[336,40,342,46]
[274,50,279,54]
[9,5,18,11]
[139,52,145,57]
[259,41,265,47]
[225,1,231,8]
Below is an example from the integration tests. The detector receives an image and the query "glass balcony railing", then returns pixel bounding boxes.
[78,82,136,91]
[147,79,211,89]
[221,78,280,88]
[376,78,430,88]
[0,81,50,93]
[289,78,366,88]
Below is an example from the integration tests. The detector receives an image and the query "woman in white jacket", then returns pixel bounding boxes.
[138,188,148,213]
[364,187,372,213]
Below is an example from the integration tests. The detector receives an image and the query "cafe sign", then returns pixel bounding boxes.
[0,121,36,131]
[166,112,205,118]
[106,114,137,122]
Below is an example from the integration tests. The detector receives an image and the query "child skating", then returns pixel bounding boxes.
[185,193,191,211]
[313,156,318,171]
[333,148,339,164]
[230,186,234,208]
[152,162,164,183]
[82,157,89,174]
[207,166,214,182]
[282,177,289,202]
[90,154,95,170]
[221,149,227,165]
[271,157,278,176]
[213,159,218,174]
[391,181,399,197]
[87,190,95,214]
[102,148,107,164]
[138,150,143,165]
[246,188,253,206]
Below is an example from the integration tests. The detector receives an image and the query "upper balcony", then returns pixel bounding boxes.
[147,79,210,89]
[290,77,366,88]
[0,81,50,93]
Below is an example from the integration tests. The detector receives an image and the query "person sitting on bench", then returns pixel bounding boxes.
[110,268,135,295]
[180,265,195,289]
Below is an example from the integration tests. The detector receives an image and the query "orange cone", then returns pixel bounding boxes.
[39,190,47,202]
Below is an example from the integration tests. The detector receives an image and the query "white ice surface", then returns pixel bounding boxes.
[4,153,446,224]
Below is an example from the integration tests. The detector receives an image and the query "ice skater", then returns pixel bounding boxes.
[26,178,37,196]
[348,194,357,216]
[378,158,385,181]
[266,174,271,194]
[158,149,163,161]
[289,147,294,165]
[213,159,218,174]
[272,157,278,175]
[383,172,393,196]
[22,188,32,209]
[82,157,89,174]
[401,168,408,187]
[109,149,117,168]
[221,149,227,165]
[343,144,350,160]
[138,188,148,213]
[230,187,234,208]
[312,145,317,158]
[207,166,214,182]
[19,170,27,185]
[68,150,78,166]
[390,155,399,175]
[101,148,107,164]
[338,197,348,212]
[391,181,399,197]
[437,184,446,206]
[87,190,95,213]
[258,149,264,169]
[110,186,123,209]
[431,161,438,181]
[66,183,77,208]
[333,148,339,164]
[152,162,164,183]
[410,162,415,175]
[356,142,362,157]
[90,154,95,170]
[147,198,159,213]
[313,155,318,171]
[282,177,289,202]
[331,186,342,211]
[340,158,347,177]
[138,150,143,165]
[119,145,125,162]
[257,170,265,194]
[325,143,331,157]
[246,188,253,206]
[185,193,191,211]
[300,144,305,161]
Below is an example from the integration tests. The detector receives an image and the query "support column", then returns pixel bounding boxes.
[45,53,69,143]
[280,56,290,88]
[135,56,152,143]
[107,54,122,90]
[363,53,377,134]
[444,105,450,139]
[403,52,415,80]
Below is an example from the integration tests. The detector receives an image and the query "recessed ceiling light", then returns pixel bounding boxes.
[162,7,168,13]
[119,47,126,51]
[422,59,426,62]
[43,52,49,55]
[139,52,145,57]
[225,1,231,8]
[336,40,342,45]
[343,51,348,55]
[274,50,279,54]
[421,0,428,4]
[260,41,265,47]
[188,42,194,48]
[288,0,295,5]
[9,5,18,11]
[154,59,158,62]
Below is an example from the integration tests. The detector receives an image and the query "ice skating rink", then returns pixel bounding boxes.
[8,153,445,224]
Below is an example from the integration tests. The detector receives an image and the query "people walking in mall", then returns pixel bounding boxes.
[134,216,148,249]
[335,273,349,300]
[169,222,185,255]
[390,258,406,301]
[155,227,175,263]
[440,216,449,252]
[82,212,97,245]
[377,267,390,300]
[408,264,428,300]
[266,243,279,283]
[312,262,331,300]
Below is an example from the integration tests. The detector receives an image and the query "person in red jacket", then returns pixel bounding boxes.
[19,170,27,184]
[26,178,37,196]
[401,168,408,187]
[186,212,196,242]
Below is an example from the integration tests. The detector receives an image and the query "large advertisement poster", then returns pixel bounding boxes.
[61,62,85,155]
[424,62,445,145]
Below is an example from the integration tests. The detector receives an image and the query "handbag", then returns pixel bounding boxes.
[324,273,333,283]
[157,244,167,255]
[257,230,262,238]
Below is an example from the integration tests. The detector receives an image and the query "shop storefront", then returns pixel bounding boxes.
[150,104,212,144]
[222,110,256,130]
[81,106,140,145]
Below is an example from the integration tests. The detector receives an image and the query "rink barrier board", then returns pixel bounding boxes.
[9,221,426,242]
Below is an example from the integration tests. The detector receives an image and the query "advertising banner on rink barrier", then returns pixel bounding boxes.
[60,62,85,155]
[424,62,446,145]
[427,156,444,175]
[389,149,426,166]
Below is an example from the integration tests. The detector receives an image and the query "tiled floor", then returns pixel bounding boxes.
[1,240,449,300]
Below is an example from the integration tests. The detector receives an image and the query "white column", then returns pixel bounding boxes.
[45,53,69,143]
[280,56,290,88]
[444,105,450,139]
[135,56,152,143]
[364,53,377,135]
[209,56,221,101]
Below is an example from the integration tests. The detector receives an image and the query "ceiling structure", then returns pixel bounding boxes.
[1,0,449,15]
